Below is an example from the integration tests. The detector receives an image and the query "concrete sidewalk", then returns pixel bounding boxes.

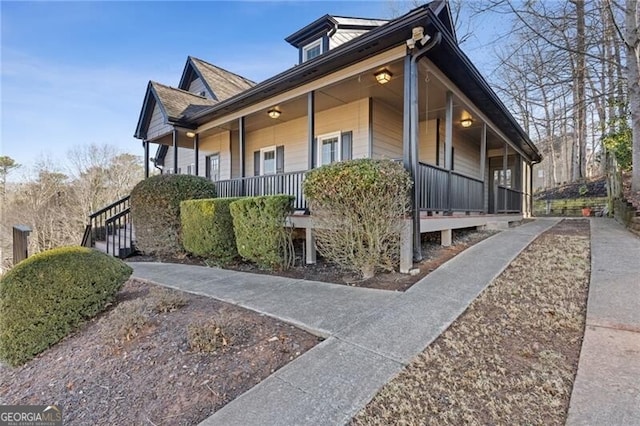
[566,218,640,426]
[130,218,559,425]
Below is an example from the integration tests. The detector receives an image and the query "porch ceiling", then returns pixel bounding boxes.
[196,58,513,150]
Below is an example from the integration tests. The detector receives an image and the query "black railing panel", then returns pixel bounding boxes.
[104,208,133,258]
[495,185,522,213]
[417,162,484,212]
[88,195,130,247]
[214,171,307,210]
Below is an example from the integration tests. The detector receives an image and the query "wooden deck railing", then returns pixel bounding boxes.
[416,162,484,212]
[214,171,307,210]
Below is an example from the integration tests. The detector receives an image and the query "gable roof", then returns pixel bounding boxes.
[178,56,255,101]
[138,1,541,163]
[427,0,457,42]
[134,81,216,139]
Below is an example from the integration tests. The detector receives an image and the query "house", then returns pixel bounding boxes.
[133,0,542,270]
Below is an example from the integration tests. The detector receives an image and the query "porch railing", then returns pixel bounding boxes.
[104,208,134,258]
[214,171,307,210]
[417,162,484,212]
[81,195,135,258]
[495,185,523,213]
[87,195,130,245]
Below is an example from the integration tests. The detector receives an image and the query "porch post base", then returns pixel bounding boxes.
[400,219,413,274]
[305,227,317,265]
[441,229,452,247]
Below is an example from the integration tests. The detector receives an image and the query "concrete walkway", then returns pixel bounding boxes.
[566,218,640,426]
[130,218,559,425]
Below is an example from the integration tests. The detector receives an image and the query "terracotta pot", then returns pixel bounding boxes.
[582,207,592,217]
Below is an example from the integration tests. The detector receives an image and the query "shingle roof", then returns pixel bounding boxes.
[151,81,216,121]
[189,57,256,102]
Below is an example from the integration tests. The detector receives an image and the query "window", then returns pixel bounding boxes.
[317,132,341,166]
[302,39,322,62]
[493,169,512,188]
[206,154,220,182]
[187,164,195,175]
[538,169,544,178]
[261,147,277,175]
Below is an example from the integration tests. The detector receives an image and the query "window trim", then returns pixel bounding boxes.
[206,153,221,182]
[302,39,323,62]
[260,145,277,175]
[316,131,341,166]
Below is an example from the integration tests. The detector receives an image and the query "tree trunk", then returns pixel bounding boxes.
[627,0,640,192]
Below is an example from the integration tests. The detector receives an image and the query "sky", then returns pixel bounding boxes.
[1,1,508,178]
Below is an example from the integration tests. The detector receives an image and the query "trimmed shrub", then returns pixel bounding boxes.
[130,174,217,256]
[181,197,240,262]
[0,246,132,366]
[303,159,412,279]
[230,195,294,270]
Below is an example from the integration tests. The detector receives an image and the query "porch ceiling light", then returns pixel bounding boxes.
[460,118,473,128]
[375,69,392,84]
[185,131,196,138]
[268,109,281,119]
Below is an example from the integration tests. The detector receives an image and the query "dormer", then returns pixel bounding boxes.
[285,15,388,64]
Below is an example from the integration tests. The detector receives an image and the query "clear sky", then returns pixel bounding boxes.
[1,1,506,176]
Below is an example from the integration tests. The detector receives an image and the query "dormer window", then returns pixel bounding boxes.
[302,39,323,62]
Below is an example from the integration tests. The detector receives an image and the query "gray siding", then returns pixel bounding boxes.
[147,103,172,140]
[329,29,369,49]
[188,77,210,98]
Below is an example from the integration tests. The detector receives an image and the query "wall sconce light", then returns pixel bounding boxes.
[185,131,196,138]
[375,69,392,84]
[460,118,473,128]
[268,109,281,119]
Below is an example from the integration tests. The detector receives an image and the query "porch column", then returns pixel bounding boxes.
[308,91,315,170]
[402,55,411,171]
[172,128,179,174]
[444,91,454,215]
[503,142,508,211]
[409,54,422,261]
[239,117,245,177]
[480,123,487,212]
[143,140,150,179]
[444,91,453,170]
[194,134,199,176]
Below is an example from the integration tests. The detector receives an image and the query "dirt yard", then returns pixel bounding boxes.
[353,219,591,425]
[0,280,320,425]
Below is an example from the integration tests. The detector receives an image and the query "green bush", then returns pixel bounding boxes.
[230,195,294,270]
[303,159,412,279]
[0,246,132,366]
[130,174,217,255]
[181,197,240,262]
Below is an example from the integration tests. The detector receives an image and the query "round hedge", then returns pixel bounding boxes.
[130,174,217,255]
[0,246,132,366]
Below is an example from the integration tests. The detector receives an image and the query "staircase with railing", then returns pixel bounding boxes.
[81,195,135,258]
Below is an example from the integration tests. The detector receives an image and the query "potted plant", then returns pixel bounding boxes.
[582,206,592,217]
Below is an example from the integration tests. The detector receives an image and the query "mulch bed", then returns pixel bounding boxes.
[353,219,591,425]
[130,227,499,292]
[535,176,607,200]
[0,280,320,425]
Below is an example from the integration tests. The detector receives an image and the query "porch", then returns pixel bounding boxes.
[213,160,525,215]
